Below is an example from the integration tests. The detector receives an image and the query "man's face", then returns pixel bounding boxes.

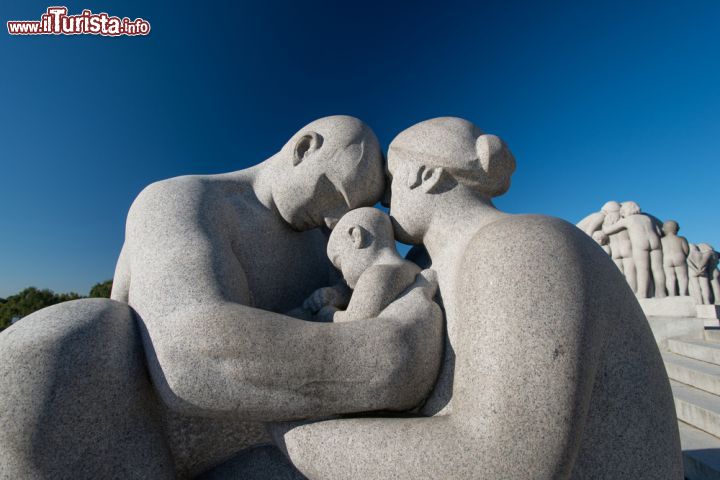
[273,142,358,231]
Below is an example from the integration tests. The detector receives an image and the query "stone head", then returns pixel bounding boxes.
[327,207,396,288]
[272,116,385,231]
[699,243,715,253]
[601,201,620,214]
[663,220,679,236]
[592,230,609,246]
[620,201,641,217]
[386,117,516,244]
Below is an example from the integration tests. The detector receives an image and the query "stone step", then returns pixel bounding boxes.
[706,329,720,343]
[672,380,720,438]
[664,352,720,396]
[680,421,720,480]
[668,338,720,366]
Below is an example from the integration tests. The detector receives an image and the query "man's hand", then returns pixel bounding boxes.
[303,283,352,313]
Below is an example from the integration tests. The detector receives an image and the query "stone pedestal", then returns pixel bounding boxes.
[697,305,720,320]
[639,296,697,318]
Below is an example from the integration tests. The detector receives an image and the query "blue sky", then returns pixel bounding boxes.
[1,1,718,297]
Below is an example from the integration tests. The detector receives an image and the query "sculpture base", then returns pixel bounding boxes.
[646,316,705,349]
[638,296,697,318]
[697,305,720,321]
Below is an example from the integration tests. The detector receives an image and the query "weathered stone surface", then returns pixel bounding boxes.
[0,116,445,479]
[274,117,682,479]
[0,115,683,479]
[196,445,307,480]
[0,298,174,479]
[638,296,698,318]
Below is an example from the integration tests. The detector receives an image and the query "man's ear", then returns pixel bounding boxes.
[407,165,454,194]
[293,131,324,166]
[348,226,369,249]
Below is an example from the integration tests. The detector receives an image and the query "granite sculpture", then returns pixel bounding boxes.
[311,207,435,324]
[578,203,719,305]
[0,116,682,479]
[272,117,681,479]
[601,201,666,298]
[661,220,690,296]
[688,243,719,305]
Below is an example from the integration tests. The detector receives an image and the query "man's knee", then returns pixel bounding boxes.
[0,298,174,479]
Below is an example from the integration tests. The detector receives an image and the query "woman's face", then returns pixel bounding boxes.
[387,160,427,245]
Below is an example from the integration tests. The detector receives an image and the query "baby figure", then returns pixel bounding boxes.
[306,207,429,323]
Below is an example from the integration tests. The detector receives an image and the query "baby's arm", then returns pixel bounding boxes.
[337,262,421,322]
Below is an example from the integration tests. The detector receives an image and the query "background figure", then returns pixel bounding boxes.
[603,201,666,298]
[660,220,690,296]
[592,230,611,256]
[710,248,720,304]
[688,243,714,304]
[603,208,636,289]
[577,200,620,236]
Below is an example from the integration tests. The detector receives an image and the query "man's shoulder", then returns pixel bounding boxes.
[126,175,237,239]
[129,175,231,220]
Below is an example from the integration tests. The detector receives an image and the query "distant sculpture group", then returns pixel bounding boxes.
[578,201,720,304]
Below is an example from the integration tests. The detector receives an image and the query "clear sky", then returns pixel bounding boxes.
[1,1,718,297]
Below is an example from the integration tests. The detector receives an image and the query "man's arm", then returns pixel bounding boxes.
[125,178,443,421]
[602,217,627,235]
[576,211,604,236]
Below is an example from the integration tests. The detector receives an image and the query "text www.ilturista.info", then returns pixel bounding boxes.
[7,7,150,36]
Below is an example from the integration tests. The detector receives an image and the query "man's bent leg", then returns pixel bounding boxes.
[0,298,174,480]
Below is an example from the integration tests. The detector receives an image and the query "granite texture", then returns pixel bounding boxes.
[578,203,719,306]
[196,445,307,480]
[0,116,445,478]
[0,115,683,479]
[0,299,174,479]
[321,207,428,323]
[274,117,682,479]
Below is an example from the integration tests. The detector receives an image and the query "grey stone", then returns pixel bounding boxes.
[274,117,682,479]
[661,220,690,296]
[318,207,436,324]
[602,201,666,298]
[697,305,720,320]
[0,298,174,479]
[689,243,716,304]
[638,295,697,318]
[0,116,445,478]
[196,445,307,480]
[647,316,705,349]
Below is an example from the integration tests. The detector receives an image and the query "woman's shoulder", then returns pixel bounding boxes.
[461,213,605,280]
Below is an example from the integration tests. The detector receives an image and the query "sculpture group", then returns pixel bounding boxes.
[578,202,720,304]
[0,116,683,479]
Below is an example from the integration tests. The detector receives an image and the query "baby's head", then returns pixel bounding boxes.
[327,207,398,288]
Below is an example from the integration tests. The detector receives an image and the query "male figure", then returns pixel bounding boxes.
[660,220,690,296]
[591,230,611,255]
[576,200,620,237]
[688,243,715,304]
[603,201,667,298]
[308,207,432,324]
[710,248,720,304]
[274,117,681,479]
[602,205,635,284]
[0,116,444,479]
